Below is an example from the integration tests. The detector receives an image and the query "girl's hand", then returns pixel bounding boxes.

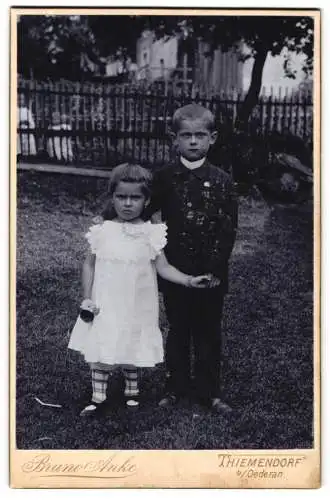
[79,299,100,323]
[81,299,100,315]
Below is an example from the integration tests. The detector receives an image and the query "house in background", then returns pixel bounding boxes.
[104,53,138,80]
[135,29,245,94]
[135,30,310,97]
[194,40,244,94]
[136,30,178,81]
[80,50,138,82]
[80,28,310,96]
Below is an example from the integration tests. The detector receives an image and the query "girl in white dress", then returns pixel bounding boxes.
[68,163,209,416]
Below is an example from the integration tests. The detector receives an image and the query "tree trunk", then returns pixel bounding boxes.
[235,45,269,131]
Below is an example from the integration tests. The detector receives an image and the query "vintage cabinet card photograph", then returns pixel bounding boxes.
[10,6,321,489]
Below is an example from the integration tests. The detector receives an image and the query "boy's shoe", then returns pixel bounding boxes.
[79,400,107,417]
[158,392,179,407]
[210,398,233,415]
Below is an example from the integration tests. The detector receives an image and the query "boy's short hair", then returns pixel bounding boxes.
[172,103,216,133]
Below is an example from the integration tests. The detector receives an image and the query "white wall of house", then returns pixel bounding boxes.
[136,30,153,68]
[150,37,178,78]
[105,60,124,77]
[136,31,178,80]
[194,40,245,93]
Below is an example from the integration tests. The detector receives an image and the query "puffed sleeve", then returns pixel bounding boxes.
[149,223,168,258]
[85,224,103,254]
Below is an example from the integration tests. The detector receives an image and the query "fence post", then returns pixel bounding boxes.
[17,78,313,168]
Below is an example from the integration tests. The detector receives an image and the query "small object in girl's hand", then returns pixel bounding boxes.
[79,308,95,322]
[79,299,99,323]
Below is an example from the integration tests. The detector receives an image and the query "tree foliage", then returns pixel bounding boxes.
[17,14,314,125]
[160,16,314,127]
[17,15,96,79]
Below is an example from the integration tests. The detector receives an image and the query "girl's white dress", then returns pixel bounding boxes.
[68,221,167,368]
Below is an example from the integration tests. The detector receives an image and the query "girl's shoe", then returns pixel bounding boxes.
[79,400,106,416]
[124,391,140,408]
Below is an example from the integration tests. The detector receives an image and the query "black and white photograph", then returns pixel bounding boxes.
[11,7,320,488]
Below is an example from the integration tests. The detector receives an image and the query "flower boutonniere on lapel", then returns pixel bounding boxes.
[202,180,212,200]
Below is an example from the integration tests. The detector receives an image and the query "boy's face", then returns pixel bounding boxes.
[174,119,217,161]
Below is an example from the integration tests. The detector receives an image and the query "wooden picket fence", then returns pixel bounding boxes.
[16,79,313,168]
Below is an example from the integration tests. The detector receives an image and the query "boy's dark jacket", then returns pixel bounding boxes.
[145,159,238,292]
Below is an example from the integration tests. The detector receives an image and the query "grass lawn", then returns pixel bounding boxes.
[15,170,314,450]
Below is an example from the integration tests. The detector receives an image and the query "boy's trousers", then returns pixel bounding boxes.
[161,281,225,400]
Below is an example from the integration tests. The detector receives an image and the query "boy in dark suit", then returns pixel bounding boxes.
[147,103,238,412]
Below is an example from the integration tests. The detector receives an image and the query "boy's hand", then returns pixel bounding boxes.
[207,274,222,288]
[189,275,212,288]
